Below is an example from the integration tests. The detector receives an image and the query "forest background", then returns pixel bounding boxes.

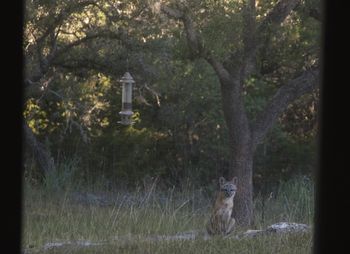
[23,0,320,224]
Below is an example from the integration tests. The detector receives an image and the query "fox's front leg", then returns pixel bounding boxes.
[225,217,236,235]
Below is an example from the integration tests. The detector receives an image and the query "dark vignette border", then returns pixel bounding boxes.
[4,0,350,253]
[2,1,24,254]
[314,0,349,253]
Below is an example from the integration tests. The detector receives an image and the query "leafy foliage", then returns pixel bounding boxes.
[23,0,320,193]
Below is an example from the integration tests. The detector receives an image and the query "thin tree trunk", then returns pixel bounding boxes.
[24,123,55,177]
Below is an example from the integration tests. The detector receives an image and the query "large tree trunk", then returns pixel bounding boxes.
[230,146,254,227]
[220,78,255,227]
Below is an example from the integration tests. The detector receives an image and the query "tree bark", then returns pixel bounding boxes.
[230,144,254,227]
[24,123,55,177]
[210,58,254,227]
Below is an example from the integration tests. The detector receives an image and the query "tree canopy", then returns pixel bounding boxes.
[23,0,320,198]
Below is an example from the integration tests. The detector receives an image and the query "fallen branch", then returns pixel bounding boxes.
[26,222,310,253]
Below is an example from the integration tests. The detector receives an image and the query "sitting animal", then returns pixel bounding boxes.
[206,176,238,235]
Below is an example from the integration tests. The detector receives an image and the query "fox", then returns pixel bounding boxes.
[206,176,238,235]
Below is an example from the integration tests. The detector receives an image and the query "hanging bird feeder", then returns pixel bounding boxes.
[118,72,135,125]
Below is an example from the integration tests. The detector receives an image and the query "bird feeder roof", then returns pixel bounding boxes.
[119,72,135,83]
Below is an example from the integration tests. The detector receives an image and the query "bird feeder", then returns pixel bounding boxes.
[118,72,135,125]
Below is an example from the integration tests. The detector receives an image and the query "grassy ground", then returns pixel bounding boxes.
[22,176,314,253]
[35,234,313,254]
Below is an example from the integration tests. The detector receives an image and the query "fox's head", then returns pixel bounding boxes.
[219,176,238,199]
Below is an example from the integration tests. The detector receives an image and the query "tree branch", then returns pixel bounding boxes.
[258,0,301,34]
[161,4,204,58]
[205,56,236,88]
[161,3,238,86]
[251,67,319,147]
[309,7,322,22]
[241,0,257,79]
[52,30,122,60]
[35,1,97,54]
[160,4,184,19]
[25,30,123,94]
[52,57,120,78]
[25,1,100,88]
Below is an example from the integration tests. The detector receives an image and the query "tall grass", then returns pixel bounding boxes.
[42,157,81,193]
[22,172,314,253]
[254,176,314,228]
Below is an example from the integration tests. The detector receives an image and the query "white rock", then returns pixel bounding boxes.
[266,222,310,233]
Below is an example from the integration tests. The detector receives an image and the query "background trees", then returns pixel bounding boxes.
[23,0,320,227]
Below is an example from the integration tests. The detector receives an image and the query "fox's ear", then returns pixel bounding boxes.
[219,177,226,186]
[231,177,238,185]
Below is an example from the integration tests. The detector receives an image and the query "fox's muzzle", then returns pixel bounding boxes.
[221,189,236,198]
